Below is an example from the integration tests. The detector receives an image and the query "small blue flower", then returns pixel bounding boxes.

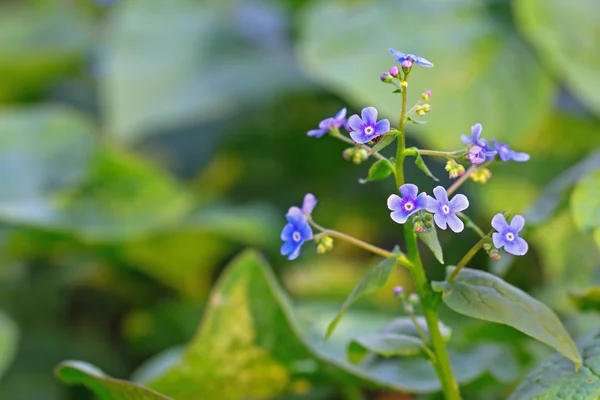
[307,108,347,138]
[467,145,486,165]
[387,184,427,224]
[425,186,469,233]
[301,193,317,216]
[348,107,390,144]
[491,140,530,162]
[281,208,313,260]
[491,214,528,256]
[389,48,434,68]
[461,123,497,162]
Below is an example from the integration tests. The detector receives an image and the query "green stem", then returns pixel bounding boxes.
[457,212,486,238]
[447,159,495,196]
[448,234,491,283]
[404,225,461,400]
[410,149,466,158]
[394,85,408,188]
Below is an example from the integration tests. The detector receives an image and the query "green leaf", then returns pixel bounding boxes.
[0,311,18,381]
[432,267,581,367]
[55,361,172,400]
[348,333,425,364]
[508,328,600,400]
[417,226,444,264]
[569,287,600,312]
[298,1,553,148]
[407,117,427,125]
[382,317,452,343]
[414,151,439,182]
[325,257,397,339]
[514,0,600,115]
[359,159,394,184]
[571,170,600,240]
[371,134,396,153]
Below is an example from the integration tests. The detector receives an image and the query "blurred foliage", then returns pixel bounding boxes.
[0,0,597,399]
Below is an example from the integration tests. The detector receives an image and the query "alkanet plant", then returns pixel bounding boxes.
[280,48,582,399]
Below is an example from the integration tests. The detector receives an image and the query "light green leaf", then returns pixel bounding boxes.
[571,170,600,240]
[0,311,18,381]
[325,257,397,339]
[432,267,581,367]
[382,317,452,343]
[298,0,553,148]
[514,0,600,115]
[359,159,394,184]
[414,151,439,182]
[348,333,425,364]
[55,361,172,400]
[509,328,600,400]
[371,134,396,152]
[417,226,444,264]
[407,117,427,125]
[569,287,600,312]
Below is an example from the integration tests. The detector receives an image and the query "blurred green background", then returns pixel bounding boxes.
[0,0,599,399]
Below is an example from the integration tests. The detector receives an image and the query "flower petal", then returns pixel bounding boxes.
[281,223,294,240]
[307,128,327,138]
[302,193,317,215]
[318,117,334,130]
[399,184,418,200]
[287,243,303,260]
[347,114,363,131]
[389,48,406,59]
[390,210,410,224]
[471,123,482,140]
[491,213,509,232]
[415,56,434,67]
[504,237,528,256]
[387,194,403,211]
[492,232,504,249]
[300,223,313,240]
[286,208,306,225]
[414,192,428,211]
[460,134,472,145]
[446,214,464,233]
[433,212,448,230]
[349,130,370,144]
[432,186,448,204]
[449,194,469,212]
[425,195,439,213]
[510,215,525,232]
[334,107,347,120]
[281,240,297,256]
[511,151,530,162]
[361,107,378,125]
[374,119,390,135]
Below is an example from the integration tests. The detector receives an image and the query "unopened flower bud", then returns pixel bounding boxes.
[380,72,393,83]
[353,148,369,164]
[413,220,425,233]
[416,109,425,117]
[470,168,492,183]
[483,243,492,251]
[316,235,334,254]
[421,89,432,100]
[408,293,420,305]
[401,60,412,69]
[489,249,501,260]
[389,66,400,77]
[445,160,466,179]
[424,213,433,222]
[422,104,431,112]
[393,286,404,297]
[400,80,408,88]
[467,146,486,165]
[424,220,433,229]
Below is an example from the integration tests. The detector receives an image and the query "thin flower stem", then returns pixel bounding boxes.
[448,233,492,283]
[333,133,394,169]
[411,149,466,158]
[309,219,413,268]
[457,212,486,238]
[394,86,408,188]
[447,160,495,196]
[404,100,422,119]
[407,306,430,344]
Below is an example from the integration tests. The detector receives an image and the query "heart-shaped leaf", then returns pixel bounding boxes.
[55,361,172,400]
[432,267,581,367]
[348,333,426,364]
[371,134,396,152]
[508,328,600,400]
[417,226,444,264]
[359,159,394,184]
[414,152,439,182]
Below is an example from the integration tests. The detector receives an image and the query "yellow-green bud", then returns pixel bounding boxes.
[422,104,431,112]
[416,109,425,117]
[400,80,408,88]
[489,249,501,260]
[483,243,492,252]
[316,235,334,254]
[470,168,492,183]
[408,293,420,305]
[445,160,466,179]
[421,89,432,100]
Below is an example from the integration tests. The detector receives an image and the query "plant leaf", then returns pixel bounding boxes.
[55,361,172,400]
[569,286,600,312]
[432,267,581,367]
[382,317,452,342]
[414,151,439,181]
[0,311,18,381]
[417,226,444,264]
[359,159,393,184]
[371,134,396,153]
[348,333,425,364]
[571,170,600,238]
[508,328,600,400]
[325,257,397,339]
[407,117,427,125]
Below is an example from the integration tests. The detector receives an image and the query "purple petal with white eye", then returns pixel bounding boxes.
[511,151,530,162]
[374,119,390,135]
[492,232,504,248]
[510,215,525,232]
[432,186,449,204]
[399,184,418,199]
[504,237,528,256]
[391,210,411,224]
[302,193,317,215]
[347,114,363,131]
[414,193,428,210]
[307,128,327,138]
[361,107,378,125]
[349,130,370,144]
[434,213,448,230]
[491,213,509,232]
[446,214,464,233]
[387,194,403,211]
[281,224,294,240]
[449,194,469,212]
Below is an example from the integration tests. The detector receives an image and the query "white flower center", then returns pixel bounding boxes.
[442,205,450,214]
[505,232,515,242]
[404,202,414,211]
[364,126,375,136]
[293,232,302,242]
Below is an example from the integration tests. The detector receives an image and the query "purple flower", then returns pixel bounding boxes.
[387,184,427,224]
[467,146,486,165]
[301,193,317,216]
[389,48,434,68]
[281,208,313,260]
[491,140,530,162]
[307,108,347,138]
[389,66,399,77]
[393,286,404,296]
[348,107,390,144]
[491,214,528,256]
[425,186,469,233]
[461,123,488,148]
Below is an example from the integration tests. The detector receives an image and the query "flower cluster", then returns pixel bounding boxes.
[461,123,529,165]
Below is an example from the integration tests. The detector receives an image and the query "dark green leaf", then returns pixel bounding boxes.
[514,0,600,115]
[432,267,581,367]
[417,226,444,264]
[392,89,402,94]
[414,152,439,181]
[0,311,18,380]
[569,287,600,312]
[371,134,396,153]
[508,328,600,400]
[348,333,425,364]
[55,361,172,400]
[359,159,394,184]
[325,257,397,339]
[571,170,600,238]
[382,317,452,342]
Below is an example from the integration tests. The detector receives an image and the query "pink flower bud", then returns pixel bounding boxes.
[389,66,399,77]
[401,60,412,69]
